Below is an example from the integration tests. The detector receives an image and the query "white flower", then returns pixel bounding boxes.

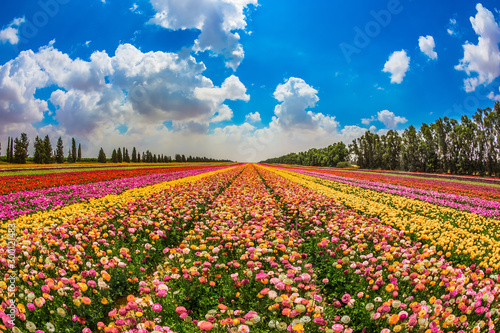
[45,322,56,333]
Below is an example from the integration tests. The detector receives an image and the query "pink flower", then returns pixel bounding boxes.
[332,324,343,332]
[341,293,351,304]
[152,304,162,313]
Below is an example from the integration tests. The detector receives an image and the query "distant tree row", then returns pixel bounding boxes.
[350,102,500,176]
[97,147,232,164]
[261,142,349,167]
[263,102,500,177]
[3,134,66,164]
[2,135,231,164]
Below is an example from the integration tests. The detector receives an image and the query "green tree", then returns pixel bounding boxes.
[97,148,107,163]
[77,144,82,162]
[117,148,123,163]
[43,135,53,164]
[132,147,137,162]
[56,137,65,163]
[67,149,72,163]
[13,133,29,164]
[6,137,11,162]
[111,149,118,163]
[33,136,45,164]
[124,148,130,163]
[71,138,77,163]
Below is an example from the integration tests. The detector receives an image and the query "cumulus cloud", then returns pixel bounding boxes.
[273,77,324,131]
[0,50,49,135]
[245,111,261,123]
[0,48,372,162]
[360,110,407,129]
[0,43,250,140]
[418,35,437,60]
[376,110,407,129]
[455,4,500,92]
[382,50,410,84]
[0,17,25,45]
[148,0,257,70]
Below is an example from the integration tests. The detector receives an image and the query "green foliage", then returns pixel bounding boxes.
[336,161,350,168]
[349,101,500,176]
[56,137,65,163]
[262,142,349,167]
[13,133,29,164]
[97,148,107,163]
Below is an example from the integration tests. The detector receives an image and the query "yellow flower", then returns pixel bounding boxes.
[293,323,304,332]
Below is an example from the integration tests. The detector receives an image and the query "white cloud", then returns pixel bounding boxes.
[0,43,250,140]
[194,75,250,104]
[245,111,261,123]
[130,3,140,13]
[0,17,25,45]
[273,77,323,131]
[148,0,258,70]
[0,48,375,162]
[455,4,500,92]
[382,50,410,84]
[418,35,437,60]
[377,110,407,129]
[361,116,375,125]
[0,50,49,135]
[448,18,458,36]
[360,110,407,129]
[488,87,500,101]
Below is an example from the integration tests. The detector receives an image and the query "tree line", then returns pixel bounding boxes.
[1,134,231,164]
[261,142,349,167]
[350,102,500,176]
[264,102,500,177]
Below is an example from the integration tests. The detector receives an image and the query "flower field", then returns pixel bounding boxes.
[1,164,500,333]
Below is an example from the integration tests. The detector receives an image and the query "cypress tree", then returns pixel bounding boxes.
[71,138,77,163]
[6,137,10,162]
[111,149,118,163]
[10,137,13,162]
[77,144,82,162]
[56,137,64,163]
[124,148,130,162]
[132,147,137,162]
[98,148,106,163]
[43,135,52,164]
[67,149,72,163]
[117,148,122,163]
[33,136,44,164]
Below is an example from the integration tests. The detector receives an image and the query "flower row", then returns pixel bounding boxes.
[274,165,500,202]
[259,165,500,333]
[0,165,230,195]
[282,167,500,219]
[267,167,500,271]
[0,166,231,222]
[0,166,243,333]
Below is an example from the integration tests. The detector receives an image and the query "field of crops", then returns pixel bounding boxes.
[1,163,499,333]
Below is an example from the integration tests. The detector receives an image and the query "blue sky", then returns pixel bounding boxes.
[1,0,499,161]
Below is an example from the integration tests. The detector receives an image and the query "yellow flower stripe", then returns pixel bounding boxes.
[264,166,500,270]
[0,166,237,245]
